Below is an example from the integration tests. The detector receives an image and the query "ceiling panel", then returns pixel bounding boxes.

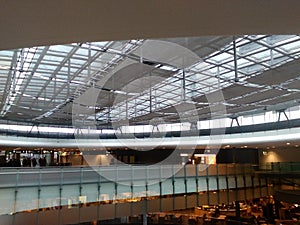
[227,105,262,114]
[133,39,200,68]
[284,80,300,89]
[262,92,300,106]
[101,62,173,92]
[193,84,258,103]
[247,59,300,85]
[228,89,287,105]
[161,36,234,59]
[130,112,167,125]
[156,102,197,114]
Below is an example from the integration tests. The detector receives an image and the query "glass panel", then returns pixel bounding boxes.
[161,179,173,195]
[39,186,60,209]
[61,185,79,206]
[133,182,146,198]
[148,182,160,197]
[236,176,245,188]
[100,183,115,201]
[186,177,196,193]
[81,183,98,202]
[116,183,131,200]
[227,176,236,189]
[16,187,38,212]
[197,177,207,191]
[245,176,252,188]
[218,177,227,189]
[0,188,15,214]
[174,178,185,194]
[208,177,218,191]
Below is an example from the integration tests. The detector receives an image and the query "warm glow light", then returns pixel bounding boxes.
[262,150,268,155]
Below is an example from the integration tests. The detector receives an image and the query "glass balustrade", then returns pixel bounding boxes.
[0,163,275,216]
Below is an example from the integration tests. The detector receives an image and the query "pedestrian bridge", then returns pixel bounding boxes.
[0,163,271,225]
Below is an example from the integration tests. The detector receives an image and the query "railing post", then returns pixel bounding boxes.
[114,166,118,218]
[78,167,83,223]
[216,164,220,204]
[226,165,229,204]
[184,164,188,209]
[159,165,162,212]
[206,165,209,205]
[243,165,247,201]
[130,165,134,216]
[145,166,149,213]
[258,176,262,197]
[251,175,255,199]
[58,166,63,225]
[172,164,175,210]
[97,166,101,222]
[12,168,20,225]
[266,177,270,196]
[36,167,42,225]
[195,164,199,206]
[234,164,238,201]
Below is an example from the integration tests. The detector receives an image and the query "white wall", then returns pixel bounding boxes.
[82,155,112,166]
[259,147,300,164]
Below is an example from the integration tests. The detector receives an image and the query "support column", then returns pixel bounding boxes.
[233,36,239,82]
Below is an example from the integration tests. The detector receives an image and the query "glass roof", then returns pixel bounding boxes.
[0,35,300,128]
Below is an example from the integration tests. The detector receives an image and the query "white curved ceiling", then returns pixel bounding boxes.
[0,127,299,149]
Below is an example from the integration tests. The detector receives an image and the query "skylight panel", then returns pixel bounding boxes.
[209,52,232,63]
[49,45,74,53]
[38,64,58,71]
[250,49,274,61]
[43,55,65,63]
[0,50,14,58]
[280,41,300,53]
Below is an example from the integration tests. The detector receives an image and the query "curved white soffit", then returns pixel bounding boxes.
[0,127,299,149]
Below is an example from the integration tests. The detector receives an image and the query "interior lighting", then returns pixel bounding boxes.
[262,150,268,155]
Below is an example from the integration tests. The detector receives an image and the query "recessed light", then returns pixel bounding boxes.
[286,142,291,145]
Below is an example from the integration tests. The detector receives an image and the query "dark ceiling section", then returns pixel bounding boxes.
[1,1,300,50]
